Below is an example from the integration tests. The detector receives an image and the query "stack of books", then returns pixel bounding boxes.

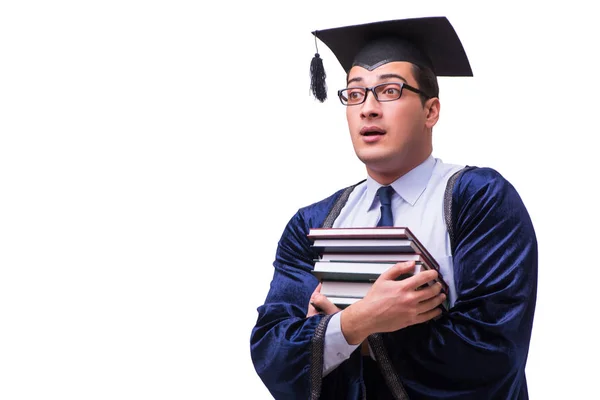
[308,227,448,309]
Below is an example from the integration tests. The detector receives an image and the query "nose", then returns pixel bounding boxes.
[360,89,381,119]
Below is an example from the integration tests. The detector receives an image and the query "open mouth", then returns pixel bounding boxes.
[360,126,386,136]
[362,131,384,136]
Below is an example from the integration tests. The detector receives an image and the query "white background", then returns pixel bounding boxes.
[1,1,598,399]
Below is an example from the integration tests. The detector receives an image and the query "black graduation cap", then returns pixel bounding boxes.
[309,16,473,102]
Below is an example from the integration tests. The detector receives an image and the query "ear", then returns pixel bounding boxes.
[424,97,440,129]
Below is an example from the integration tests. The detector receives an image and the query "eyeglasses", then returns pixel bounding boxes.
[337,82,430,106]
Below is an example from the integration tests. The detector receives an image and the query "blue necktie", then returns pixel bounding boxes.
[376,186,395,227]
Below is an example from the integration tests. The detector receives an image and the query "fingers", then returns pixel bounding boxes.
[311,292,341,315]
[379,262,440,291]
[407,269,440,291]
[306,283,322,317]
[307,282,341,317]
[415,304,444,324]
[417,291,447,315]
[312,282,322,295]
[414,281,444,301]
[306,302,320,317]
[379,261,417,280]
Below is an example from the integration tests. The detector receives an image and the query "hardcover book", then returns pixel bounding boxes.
[308,227,449,309]
[313,261,424,282]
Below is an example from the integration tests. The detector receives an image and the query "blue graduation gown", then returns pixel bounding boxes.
[250,167,538,399]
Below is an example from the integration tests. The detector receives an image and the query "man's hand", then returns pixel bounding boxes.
[340,261,446,345]
[306,283,341,317]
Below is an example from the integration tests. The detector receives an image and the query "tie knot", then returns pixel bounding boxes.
[377,186,394,206]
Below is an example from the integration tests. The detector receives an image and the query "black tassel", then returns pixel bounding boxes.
[310,53,327,102]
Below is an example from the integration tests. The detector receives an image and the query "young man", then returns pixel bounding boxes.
[250,17,537,400]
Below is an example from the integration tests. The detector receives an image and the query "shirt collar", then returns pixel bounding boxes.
[366,155,437,208]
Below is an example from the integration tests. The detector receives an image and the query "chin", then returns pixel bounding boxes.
[355,150,392,169]
[357,147,412,172]
[355,145,390,161]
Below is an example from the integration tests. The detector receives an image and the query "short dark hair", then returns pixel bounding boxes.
[412,64,439,105]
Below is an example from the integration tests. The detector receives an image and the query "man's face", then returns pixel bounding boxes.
[345,61,437,182]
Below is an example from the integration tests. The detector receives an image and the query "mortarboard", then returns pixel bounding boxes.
[309,16,473,102]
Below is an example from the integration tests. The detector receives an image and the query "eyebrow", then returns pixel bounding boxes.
[347,73,409,86]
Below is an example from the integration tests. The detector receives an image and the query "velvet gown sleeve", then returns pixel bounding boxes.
[385,167,538,399]
[250,190,363,400]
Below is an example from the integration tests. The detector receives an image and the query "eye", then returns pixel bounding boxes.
[347,89,364,100]
[378,85,401,96]
[345,88,365,103]
[373,83,403,101]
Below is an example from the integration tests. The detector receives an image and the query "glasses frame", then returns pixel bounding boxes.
[337,82,431,106]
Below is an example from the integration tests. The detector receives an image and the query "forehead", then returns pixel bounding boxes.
[347,61,417,85]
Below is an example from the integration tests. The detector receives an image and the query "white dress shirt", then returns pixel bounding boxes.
[322,155,464,376]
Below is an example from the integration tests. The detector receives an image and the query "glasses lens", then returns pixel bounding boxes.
[340,88,366,105]
[374,83,403,102]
